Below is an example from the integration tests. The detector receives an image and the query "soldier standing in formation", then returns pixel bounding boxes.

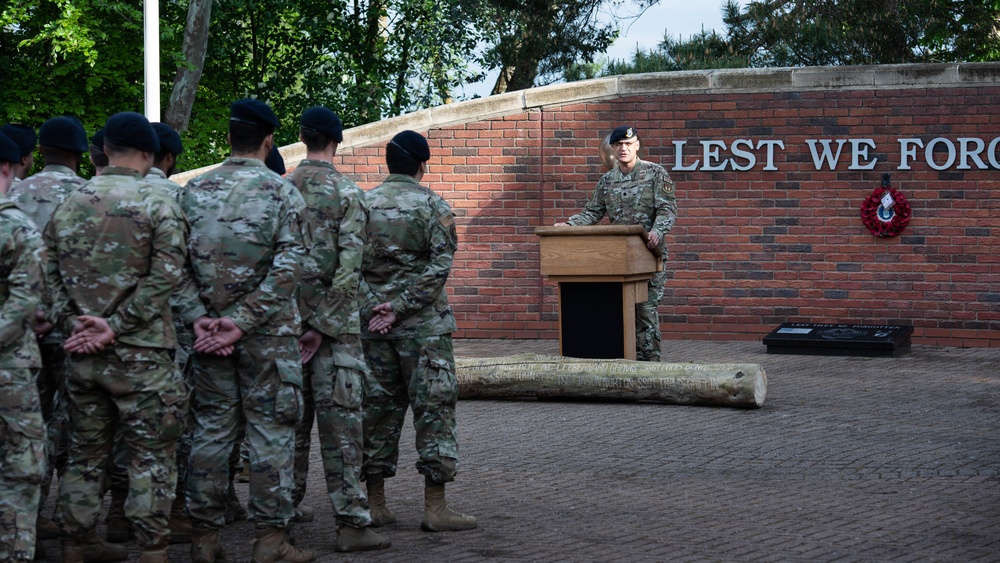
[44,112,189,563]
[7,116,90,544]
[0,130,48,563]
[360,130,476,533]
[555,125,678,361]
[286,106,392,552]
[175,99,315,563]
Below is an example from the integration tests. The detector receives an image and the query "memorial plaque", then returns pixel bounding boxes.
[762,322,913,357]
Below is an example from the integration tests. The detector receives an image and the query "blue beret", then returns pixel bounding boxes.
[0,131,20,164]
[104,112,159,153]
[300,106,343,143]
[389,130,430,162]
[39,116,89,153]
[152,122,183,155]
[265,145,285,175]
[231,98,280,129]
[609,125,638,144]
[90,129,105,150]
[0,124,37,157]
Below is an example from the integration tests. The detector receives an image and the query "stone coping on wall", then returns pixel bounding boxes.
[171,62,1000,185]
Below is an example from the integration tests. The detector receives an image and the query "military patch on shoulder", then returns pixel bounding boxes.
[439,213,456,229]
[663,180,675,194]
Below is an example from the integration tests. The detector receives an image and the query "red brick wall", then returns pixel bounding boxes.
[316,68,1000,347]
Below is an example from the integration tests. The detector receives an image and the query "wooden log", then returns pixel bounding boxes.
[456,354,766,408]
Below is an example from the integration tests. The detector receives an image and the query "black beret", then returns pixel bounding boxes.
[152,122,184,155]
[0,131,20,164]
[90,129,105,151]
[104,112,160,153]
[0,124,37,157]
[231,98,280,129]
[609,125,638,144]
[265,145,285,175]
[39,116,89,153]
[300,106,343,143]
[389,130,430,162]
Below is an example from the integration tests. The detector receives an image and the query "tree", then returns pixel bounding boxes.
[164,0,212,133]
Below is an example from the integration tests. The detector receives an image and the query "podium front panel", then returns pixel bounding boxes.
[559,282,625,359]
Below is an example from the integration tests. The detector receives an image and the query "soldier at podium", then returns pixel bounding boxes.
[555,125,677,361]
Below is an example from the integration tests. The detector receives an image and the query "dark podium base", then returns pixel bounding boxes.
[763,323,913,357]
[560,282,624,359]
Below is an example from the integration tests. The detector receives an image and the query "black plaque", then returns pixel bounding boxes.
[560,282,625,359]
[762,322,913,357]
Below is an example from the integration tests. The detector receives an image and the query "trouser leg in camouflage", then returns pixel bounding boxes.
[291,351,315,507]
[186,335,302,531]
[636,269,668,362]
[0,367,46,562]
[362,334,459,484]
[36,339,66,516]
[55,347,186,548]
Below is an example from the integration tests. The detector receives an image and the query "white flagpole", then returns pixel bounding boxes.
[144,0,161,121]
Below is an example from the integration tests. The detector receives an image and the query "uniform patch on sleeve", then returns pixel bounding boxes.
[438,213,456,229]
[663,180,675,194]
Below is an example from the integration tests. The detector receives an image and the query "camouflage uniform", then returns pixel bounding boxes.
[44,166,189,548]
[174,156,306,531]
[286,159,371,525]
[566,158,678,361]
[360,173,461,485]
[8,164,86,513]
[0,195,47,562]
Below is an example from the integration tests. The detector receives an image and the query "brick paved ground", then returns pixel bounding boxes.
[36,339,1000,562]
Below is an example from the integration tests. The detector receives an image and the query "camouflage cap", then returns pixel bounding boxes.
[389,130,430,162]
[104,112,160,153]
[152,122,184,155]
[0,131,20,164]
[231,98,280,129]
[39,116,89,153]
[300,106,343,143]
[0,124,37,157]
[609,125,638,144]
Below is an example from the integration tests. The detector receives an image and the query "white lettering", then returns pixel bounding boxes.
[702,140,728,171]
[757,140,784,171]
[730,139,756,171]
[926,137,956,171]
[957,138,987,170]
[672,140,698,171]
[849,139,877,170]
[898,138,922,170]
[990,137,1000,169]
[806,139,847,170]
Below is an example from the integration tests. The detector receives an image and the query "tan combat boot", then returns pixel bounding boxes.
[62,533,129,563]
[421,481,477,532]
[365,473,395,527]
[139,543,170,563]
[169,495,192,544]
[105,488,132,543]
[250,527,316,563]
[334,524,391,552]
[190,529,226,563]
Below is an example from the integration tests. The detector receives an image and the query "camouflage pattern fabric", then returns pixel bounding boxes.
[566,158,678,361]
[362,335,459,484]
[286,160,369,523]
[0,196,46,562]
[175,157,306,531]
[43,166,189,548]
[9,163,87,504]
[360,173,461,484]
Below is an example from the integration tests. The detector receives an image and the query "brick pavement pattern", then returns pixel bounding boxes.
[35,339,1000,562]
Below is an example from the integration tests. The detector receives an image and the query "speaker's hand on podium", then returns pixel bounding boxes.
[646,232,660,249]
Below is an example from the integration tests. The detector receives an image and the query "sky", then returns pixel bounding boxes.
[460,0,747,99]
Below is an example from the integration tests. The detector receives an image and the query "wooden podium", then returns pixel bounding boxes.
[536,225,661,360]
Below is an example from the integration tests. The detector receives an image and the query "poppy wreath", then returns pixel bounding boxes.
[860,185,911,237]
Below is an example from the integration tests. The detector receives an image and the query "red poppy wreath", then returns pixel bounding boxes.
[861,184,911,238]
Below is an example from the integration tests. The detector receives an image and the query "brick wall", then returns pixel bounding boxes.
[177,63,1000,347]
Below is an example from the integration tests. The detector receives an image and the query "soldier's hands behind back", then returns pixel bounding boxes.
[298,328,323,364]
[193,316,243,356]
[64,315,116,354]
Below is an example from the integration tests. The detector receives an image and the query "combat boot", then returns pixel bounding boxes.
[190,529,226,563]
[168,495,192,544]
[105,488,132,543]
[292,503,314,523]
[365,473,395,526]
[334,524,391,552]
[421,479,477,532]
[139,542,170,563]
[62,533,129,563]
[250,527,315,563]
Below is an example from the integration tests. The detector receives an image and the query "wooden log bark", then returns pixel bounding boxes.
[456,354,766,408]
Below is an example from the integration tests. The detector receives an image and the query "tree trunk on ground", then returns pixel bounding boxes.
[164,0,213,132]
[456,354,767,408]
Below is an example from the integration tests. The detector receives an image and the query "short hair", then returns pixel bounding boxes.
[229,121,272,154]
[89,146,109,168]
[103,139,140,159]
[300,128,334,153]
[385,142,421,175]
[40,145,79,168]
